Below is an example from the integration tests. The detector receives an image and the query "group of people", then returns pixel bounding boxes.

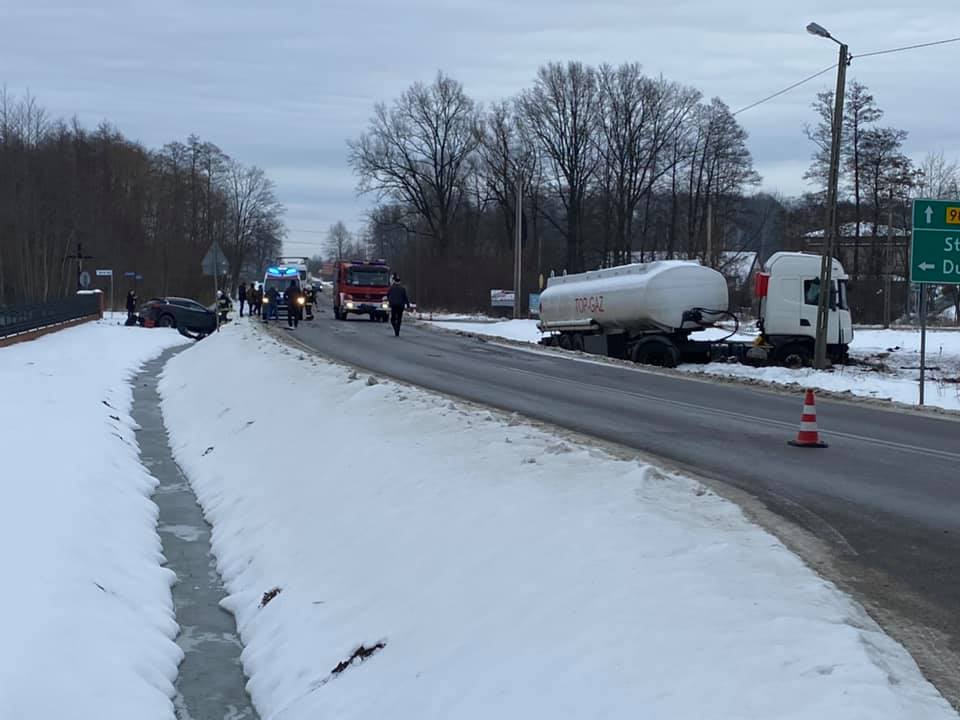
[236,283,263,318]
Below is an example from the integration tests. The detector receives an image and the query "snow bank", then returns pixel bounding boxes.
[0,321,189,719]
[159,322,956,720]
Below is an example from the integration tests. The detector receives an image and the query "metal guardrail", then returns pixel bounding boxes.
[0,295,101,339]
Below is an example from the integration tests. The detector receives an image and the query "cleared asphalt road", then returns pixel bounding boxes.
[279,312,960,704]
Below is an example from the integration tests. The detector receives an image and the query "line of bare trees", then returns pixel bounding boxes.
[0,90,285,307]
[348,62,764,311]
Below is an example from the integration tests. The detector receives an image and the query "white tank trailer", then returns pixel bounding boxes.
[537,254,852,368]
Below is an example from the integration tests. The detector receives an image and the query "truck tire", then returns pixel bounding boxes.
[776,343,811,369]
[334,307,344,321]
[159,313,176,328]
[631,337,681,368]
[558,334,573,350]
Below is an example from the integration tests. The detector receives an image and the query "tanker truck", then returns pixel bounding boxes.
[537,251,852,368]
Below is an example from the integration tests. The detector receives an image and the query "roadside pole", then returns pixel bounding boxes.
[514,175,522,319]
[919,286,927,406]
[213,243,221,332]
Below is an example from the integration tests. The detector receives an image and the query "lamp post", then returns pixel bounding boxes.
[807,22,849,369]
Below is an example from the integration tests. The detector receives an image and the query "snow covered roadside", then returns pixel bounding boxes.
[682,328,960,411]
[159,322,956,720]
[424,319,960,411]
[0,321,189,719]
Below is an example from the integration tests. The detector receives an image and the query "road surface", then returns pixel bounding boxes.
[278,312,960,706]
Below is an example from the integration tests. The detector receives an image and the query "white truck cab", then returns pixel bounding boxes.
[756,252,853,365]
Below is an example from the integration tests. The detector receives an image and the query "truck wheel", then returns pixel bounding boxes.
[777,343,811,369]
[631,337,681,368]
[159,314,176,328]
[334,308,344,321]
[558,334,573,350]
[571,334,584,352]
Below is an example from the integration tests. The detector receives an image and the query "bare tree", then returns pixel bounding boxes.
[518,61,601,273]
[476,100,539,252]
[224,161,284,290]
[917,151,960,200]
[596,63,700,264]
[348,72,480,251]
[325,221,354,261]
[842,82,883,276]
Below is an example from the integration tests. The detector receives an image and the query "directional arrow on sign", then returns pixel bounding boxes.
[925,206,934,224]
[918,262,936,271]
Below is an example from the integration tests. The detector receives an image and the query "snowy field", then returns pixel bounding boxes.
[0,321,188,719]
[423,318,960,410]
[160,321,956,720]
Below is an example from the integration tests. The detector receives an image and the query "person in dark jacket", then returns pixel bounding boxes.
[283,280,303,328]
[251,283,261,317]
[125,289,138,326]
[386,274,410,337]
[263,286,278,322]
[238,283,247,317]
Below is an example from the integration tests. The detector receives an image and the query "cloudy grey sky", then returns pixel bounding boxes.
[4,0,958,256]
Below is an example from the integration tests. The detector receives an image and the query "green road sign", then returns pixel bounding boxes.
[911,198,960,283]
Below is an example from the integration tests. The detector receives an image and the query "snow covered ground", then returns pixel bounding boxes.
[0,320,189,719]
[684,327,960,410]
[423,318,960,411]
[159,321,956,720]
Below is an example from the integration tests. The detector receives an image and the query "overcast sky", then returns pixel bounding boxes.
[4,0,958,256]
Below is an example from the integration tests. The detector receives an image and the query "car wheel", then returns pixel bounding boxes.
[159,314,176,328]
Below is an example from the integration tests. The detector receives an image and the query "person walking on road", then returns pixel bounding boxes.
[386,274,411,337]
[284,280,302,329]
[238,283,247,317]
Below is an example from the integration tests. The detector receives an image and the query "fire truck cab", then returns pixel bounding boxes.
[333,259,392,322]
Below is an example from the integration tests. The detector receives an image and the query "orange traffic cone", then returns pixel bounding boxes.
[788,389,828,448]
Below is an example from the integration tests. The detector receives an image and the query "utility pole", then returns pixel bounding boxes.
[813,39,849,369]
[705,198,713,268]
[514,174,523,319]
[883,191,893,328]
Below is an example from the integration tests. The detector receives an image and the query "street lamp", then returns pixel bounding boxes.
[807,22,850,369]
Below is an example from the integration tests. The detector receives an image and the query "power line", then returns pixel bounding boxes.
[732,34,960,117]
[732,63,837,116]
[286,228,329,235]
[856,35,960,59]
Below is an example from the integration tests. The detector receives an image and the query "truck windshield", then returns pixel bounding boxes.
[347,268,390,287]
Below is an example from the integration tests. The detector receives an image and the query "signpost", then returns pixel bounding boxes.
[202,241,230,331]
[909,198,960,405]
[96,269,114,313]
[490,289,515,309]
[528,292,541,317]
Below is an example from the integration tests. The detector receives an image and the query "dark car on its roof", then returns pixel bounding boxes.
[139,296,217,335]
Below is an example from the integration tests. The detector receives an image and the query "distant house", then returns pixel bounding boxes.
[801,222,909,277]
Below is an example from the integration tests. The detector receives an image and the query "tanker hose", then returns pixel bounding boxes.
[690,307,739,341]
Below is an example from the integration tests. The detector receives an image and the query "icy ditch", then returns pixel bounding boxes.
[0,320,189,719]
[423,318,960,411]
[158,321,957,720]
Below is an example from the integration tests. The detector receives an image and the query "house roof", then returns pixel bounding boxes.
[803,222,909,238]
